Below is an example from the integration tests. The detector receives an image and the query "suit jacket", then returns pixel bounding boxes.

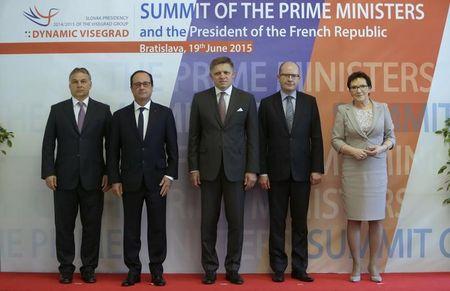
[331,101,396,159]
[108,101,178,192]
[188,86,259,182]
[41,98,112,190]
[259,91,324,182]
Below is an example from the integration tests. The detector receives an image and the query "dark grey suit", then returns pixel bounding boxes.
[188,86,258,273]
[41,98,111,274]
[259,91,323,274]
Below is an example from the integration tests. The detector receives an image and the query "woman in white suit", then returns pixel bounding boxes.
[331,71,395,283]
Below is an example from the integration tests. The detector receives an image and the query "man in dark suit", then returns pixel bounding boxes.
[41,67,111,284]
[108,70,178,287]
[188,57,259,285]
[258,61,324,283]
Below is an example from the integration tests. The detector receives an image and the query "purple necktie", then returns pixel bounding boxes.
[218,92,226,124]
[77,102,86,132]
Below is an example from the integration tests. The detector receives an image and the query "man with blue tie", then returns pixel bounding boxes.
[41,67,112,284]
[108,70,178,287]
[258,61,324,283]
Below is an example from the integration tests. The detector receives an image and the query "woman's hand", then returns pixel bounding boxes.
[351,148,368,160]
[365,145,388,156]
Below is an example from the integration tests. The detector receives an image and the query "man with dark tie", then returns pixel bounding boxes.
[188,56,259,285]
[258,61,324,283]
[108,70,178,287]
[41,67,111,284]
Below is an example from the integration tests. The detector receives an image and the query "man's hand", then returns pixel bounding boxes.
[45,175,57,190]
[112,183,123,197]
[310,172,322,185]
[159,176,172,196]
[190,171,201,188]
[258,175,270,190]
[244,172,257,191]
[101,175,111,192]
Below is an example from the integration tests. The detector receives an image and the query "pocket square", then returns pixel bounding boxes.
[237,108,244,112]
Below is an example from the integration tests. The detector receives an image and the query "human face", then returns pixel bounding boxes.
[131,72,153,105]
[210,63,235,91]
[278,62,301,94]
[349,77,371,104]
[69,72,91,101]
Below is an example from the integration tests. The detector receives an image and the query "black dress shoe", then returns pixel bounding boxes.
[292,272,314,282]
[272,272,285,282]
[81,271,96,283]
[151,274,166,286]
[59,273,73,284]
[121,273,141,286]
[202,272,217,284]
[225,272,244,285]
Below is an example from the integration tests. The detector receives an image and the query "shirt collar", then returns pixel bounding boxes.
[72,96,90,107]
[134,100,151,111]
[280,90,296,101]
[215,86,233,97]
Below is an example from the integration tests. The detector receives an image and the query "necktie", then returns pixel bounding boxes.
[285,96,294,133]
[138,107,145,140]
[77,102,86,132]
[218,91,226,124]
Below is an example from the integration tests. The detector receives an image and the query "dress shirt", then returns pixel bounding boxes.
[280,90,296,115]
[72,96,89,124]
[214,86,233,112]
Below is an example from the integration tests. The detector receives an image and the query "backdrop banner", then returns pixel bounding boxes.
[0,0,449,273]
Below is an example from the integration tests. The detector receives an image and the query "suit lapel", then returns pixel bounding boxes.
[225,89,240,125]
[126,103,142,142]
[291,91,306,133]
[63,99,79,135]
[207,88,223,127]
[343,104,367,138]
[144,102,158,142]
[366,101,381,136]
[80,99,95,134]
[273,92,290,134]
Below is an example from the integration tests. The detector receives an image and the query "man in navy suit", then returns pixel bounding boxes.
[188,57,259,285]
[108,70,178,287]
[258,61,324,283]
[41,67,111,284]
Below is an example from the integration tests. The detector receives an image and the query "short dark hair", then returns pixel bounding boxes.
[69,67,91,80]
[347,71,372,89]
[209,56,234,71]
[130,70,153,87]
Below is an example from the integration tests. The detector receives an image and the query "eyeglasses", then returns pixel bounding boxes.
[349,85,369,91]
[280,74,300,79]
[132,82,152,88]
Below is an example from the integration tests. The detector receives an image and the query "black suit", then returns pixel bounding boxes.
[259,91,323,274]
[41,98,111,275]
[188,87,258,273]
[108,102,178,276]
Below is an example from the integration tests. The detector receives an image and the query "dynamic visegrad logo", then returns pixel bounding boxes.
[23,6,59,26]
